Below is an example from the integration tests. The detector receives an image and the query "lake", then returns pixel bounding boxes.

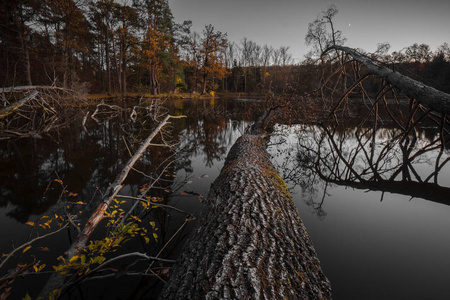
[1,97,449,299]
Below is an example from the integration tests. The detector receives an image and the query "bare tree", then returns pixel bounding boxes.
[436,42,450,61]
[271,48,280,66]
[261,44,273,89]
[239,37,255,92]
[305,4,346,59]
[372,42,391,62]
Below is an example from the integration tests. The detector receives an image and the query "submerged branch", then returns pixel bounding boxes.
[38,115,173,298]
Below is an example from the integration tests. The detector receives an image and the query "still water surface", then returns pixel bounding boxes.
[1,98,450,299]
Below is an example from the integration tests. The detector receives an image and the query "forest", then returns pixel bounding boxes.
[2,0,450,97]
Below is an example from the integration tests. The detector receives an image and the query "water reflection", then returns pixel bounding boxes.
[271,96,450,218]
[267,102,450,300]
[0,98,256,298]
[2,97,449,299]
[0,99,250,222]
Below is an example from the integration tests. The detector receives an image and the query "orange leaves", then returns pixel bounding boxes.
[33,264,46,272]
[39,219,52,229]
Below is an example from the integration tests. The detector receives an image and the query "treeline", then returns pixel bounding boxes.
[361,42,450,94]
[1,0,450,96]
[0,0,294,95]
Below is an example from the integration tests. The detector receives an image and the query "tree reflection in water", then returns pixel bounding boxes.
[276,98,450,217]
[0,97,260,299]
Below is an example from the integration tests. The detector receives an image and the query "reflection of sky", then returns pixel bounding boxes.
[0,204,30,254]
[270,124,450,299]
[299,186,450,300]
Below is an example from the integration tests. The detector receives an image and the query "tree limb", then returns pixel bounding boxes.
[323,45,450,115]
[0,91,38,119]
[38,115,173,298]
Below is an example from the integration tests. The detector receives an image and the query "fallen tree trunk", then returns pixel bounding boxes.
[323,45,450,115]
[160,123,331,299]
[0,90,38,119]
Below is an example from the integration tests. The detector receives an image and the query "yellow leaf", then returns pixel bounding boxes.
[131,216,141,222]
[153,233,158,241]
[57,256,66,264]
[49,289,61,300]
[150,221,156,228]
[76,201,86,205]
[53,265,62,271]
[68,192,78,197]
[44,219,52,228]
[23,293,31,300]
[25,221,34,226]
[144,237,150,244]
[23,246,31,253]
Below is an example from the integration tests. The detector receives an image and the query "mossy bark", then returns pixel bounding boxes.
[160,133,331,299]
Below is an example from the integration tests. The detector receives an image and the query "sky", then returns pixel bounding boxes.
[169,0,450,62]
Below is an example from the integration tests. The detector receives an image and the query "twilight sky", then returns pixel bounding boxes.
[169,0,450,62]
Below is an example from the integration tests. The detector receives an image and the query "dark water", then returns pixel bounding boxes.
[1,98,450,299]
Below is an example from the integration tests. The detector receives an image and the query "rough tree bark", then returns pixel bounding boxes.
[160,116,331,299]
[323,45,450,115]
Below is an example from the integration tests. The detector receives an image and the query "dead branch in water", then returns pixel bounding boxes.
[38,115,175,298]
[0,85,87,138]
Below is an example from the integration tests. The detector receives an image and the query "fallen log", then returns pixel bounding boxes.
[160,121,331,299]
[0,90,38,119]
[323,45,450,115]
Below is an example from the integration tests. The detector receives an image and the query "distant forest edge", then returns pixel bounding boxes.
[2,0,450,96]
